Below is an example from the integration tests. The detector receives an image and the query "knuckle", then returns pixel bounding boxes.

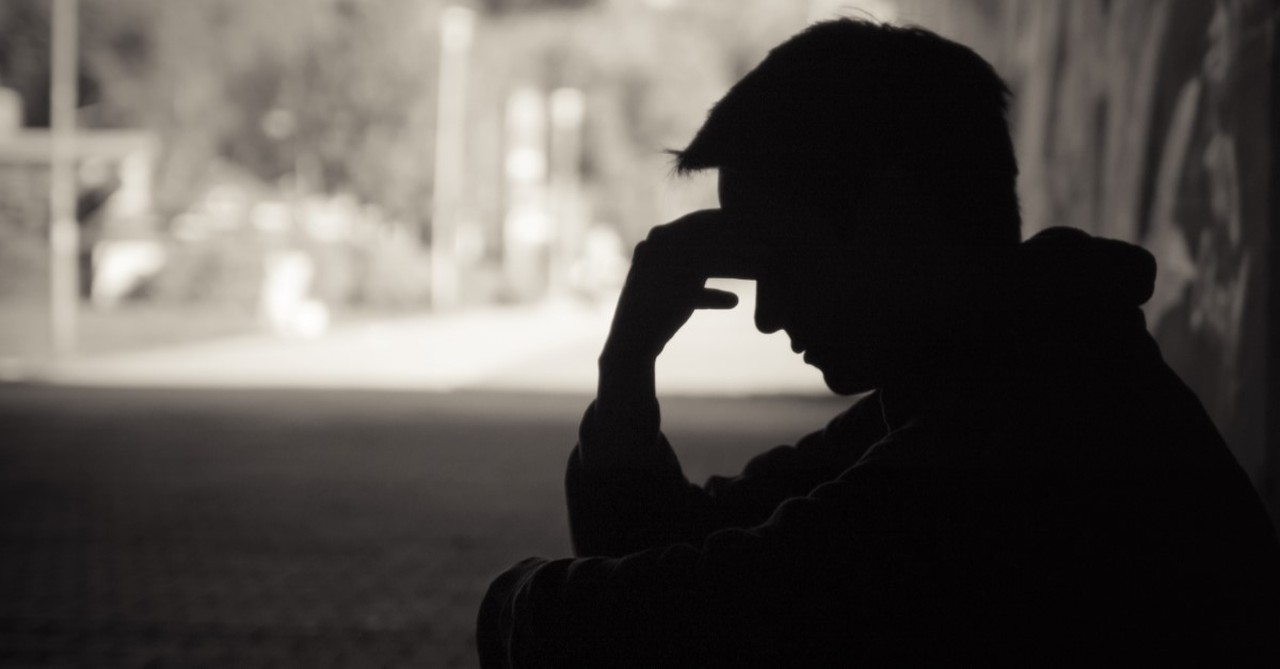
[676,209,719,223]
[646,223,673,242]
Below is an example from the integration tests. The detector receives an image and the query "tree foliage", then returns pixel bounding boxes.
[0,0,807,237]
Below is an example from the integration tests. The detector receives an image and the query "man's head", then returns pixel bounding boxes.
[674,19,1022,394]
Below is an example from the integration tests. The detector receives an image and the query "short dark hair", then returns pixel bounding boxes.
[673,19,1021,247]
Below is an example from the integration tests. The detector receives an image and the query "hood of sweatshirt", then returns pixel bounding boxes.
[924,225,1164,400]
[1016,226,1157,314]
[1005,226,1155,335]
[894,227,1174,470]
[871,226,1163,431]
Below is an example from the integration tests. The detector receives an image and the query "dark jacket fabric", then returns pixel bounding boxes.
[477,227,1280,667]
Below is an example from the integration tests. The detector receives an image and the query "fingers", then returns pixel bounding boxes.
[645,209,725,240]
[691,287,739,310]
[637,210,772,281]
[606,212,748,356]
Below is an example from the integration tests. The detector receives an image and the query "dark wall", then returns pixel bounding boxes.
[1267,0,1280,531]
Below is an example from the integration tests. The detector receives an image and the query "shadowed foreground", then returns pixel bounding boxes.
[0,384,845,668]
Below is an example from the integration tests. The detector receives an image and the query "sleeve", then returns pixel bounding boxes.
[566,392,889,557]
[477,464,914,669]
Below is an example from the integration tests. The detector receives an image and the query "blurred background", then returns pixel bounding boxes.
[0,0,1276,667]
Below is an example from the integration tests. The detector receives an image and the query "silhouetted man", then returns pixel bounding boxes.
[478,19,1279,667]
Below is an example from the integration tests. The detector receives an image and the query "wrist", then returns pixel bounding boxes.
[599,339,660,372]
[597,345,657,410]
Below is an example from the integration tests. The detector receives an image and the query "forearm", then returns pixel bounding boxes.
[482,487,874,668]
[567,347,700,556]
[584,347,662,469]
[580,209,741,466]
[569,389,884,556]
[477,543,722,668]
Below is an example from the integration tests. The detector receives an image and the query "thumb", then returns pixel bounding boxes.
[692,287,739,310]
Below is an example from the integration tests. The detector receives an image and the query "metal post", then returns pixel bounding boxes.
[549,88,585,295]
[49,0,79,357]
[431,6,475,311]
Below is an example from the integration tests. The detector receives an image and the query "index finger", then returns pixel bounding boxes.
[645,210,773,280]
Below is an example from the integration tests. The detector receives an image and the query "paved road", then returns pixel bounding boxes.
[0,384,851,668]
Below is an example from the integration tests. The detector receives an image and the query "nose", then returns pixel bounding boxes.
[754,278,787,335]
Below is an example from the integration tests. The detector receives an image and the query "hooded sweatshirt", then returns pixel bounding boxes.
[478,227,1280,667]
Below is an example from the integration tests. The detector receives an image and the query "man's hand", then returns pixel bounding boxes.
[586,210,766,470]
[601,209,764,365]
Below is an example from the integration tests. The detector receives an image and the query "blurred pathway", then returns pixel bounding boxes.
[35,280,828,396]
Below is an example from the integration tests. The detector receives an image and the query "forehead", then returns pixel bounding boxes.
[716,167,782,211]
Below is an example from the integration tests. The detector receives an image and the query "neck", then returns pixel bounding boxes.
[875,383,936,432]
[877,281,1018,428]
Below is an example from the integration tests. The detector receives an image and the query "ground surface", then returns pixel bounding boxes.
[0,384,849,668]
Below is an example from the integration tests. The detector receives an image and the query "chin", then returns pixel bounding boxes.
[821,368,876,396]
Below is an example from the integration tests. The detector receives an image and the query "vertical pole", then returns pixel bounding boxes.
[49,0,79,357]
[548,88,585,296]
[431,6,474,311]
